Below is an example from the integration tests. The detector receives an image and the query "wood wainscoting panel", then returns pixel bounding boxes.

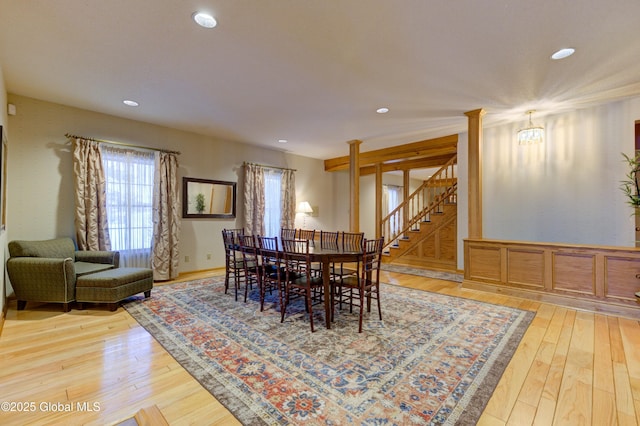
[604,255,640,302]
[506,248,545,288]
[467,244,501,283]
[463,239,640,320]
[552,252,596,296]
[439,220,457,262]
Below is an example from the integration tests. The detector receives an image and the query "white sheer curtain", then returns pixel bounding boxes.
[264,169,282,237]
[383,184,403,238]
[102,146,155,268]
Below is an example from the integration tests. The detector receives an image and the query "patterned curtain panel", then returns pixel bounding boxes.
[243,163,265,235]
[152,152,180,280]
[280,168,296,229]
[72,139,111,251]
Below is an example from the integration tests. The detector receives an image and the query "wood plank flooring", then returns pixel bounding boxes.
[0,269,638,425]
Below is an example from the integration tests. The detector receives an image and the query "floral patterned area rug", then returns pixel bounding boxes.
[124,277,534,425]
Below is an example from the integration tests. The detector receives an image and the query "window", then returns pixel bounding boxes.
[263,169,282,237]
[384,184,404,240]
[102,147,155,267]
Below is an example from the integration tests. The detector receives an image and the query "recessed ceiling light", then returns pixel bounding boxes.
[123,100,139,107]
[551,48,575,60]
[278,139,288,144]
[376,107,389,114]
[193,12,217,28]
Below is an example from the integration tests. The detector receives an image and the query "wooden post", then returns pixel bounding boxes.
[403,170,410,235]
[375,163,382,238]
[348,139,362,232]
[465,108,485,239]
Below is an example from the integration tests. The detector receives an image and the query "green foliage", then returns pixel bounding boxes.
[195,193,206,214]
[620,152,640,210]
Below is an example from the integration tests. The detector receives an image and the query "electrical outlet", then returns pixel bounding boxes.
[184,255,190,262]
[207,253,211,260]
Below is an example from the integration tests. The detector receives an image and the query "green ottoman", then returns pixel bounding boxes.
[76,267,153,311]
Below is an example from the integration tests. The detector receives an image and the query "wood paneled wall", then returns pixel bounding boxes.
[463,239,640,319]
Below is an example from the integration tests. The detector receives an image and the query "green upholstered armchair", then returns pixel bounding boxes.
[6,238,120,312]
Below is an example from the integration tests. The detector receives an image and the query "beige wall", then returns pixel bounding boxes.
[0,66,7,314]
[5,94,339,278]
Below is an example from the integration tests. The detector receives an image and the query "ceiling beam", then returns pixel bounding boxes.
[324,134,458,172]
[359,153,456,176]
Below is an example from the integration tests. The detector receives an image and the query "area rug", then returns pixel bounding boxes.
[123,277,534,425]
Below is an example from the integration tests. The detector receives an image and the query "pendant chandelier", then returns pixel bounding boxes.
[517,110,544,145]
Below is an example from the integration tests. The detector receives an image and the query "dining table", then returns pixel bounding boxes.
[262,242,363,329]
[308,245,363,329]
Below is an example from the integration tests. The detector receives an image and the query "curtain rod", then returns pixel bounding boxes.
[65,133,181,155]
[243,161,296,172]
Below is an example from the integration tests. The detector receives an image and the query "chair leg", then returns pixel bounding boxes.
[281,287,289,323]
[259,280,265,311]
[306,287,315,333]
[358,287,365,333]
[234,271,240,302]
[17,300,26,310]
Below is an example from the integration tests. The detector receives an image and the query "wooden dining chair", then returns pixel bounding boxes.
[334,237,384,333]
[281,238,324,332]
[333,231,364,281]
[222,229,246,297]
[238,234,260,303]
[280,228,297,240]
[256,236,285,312]
[314,230,340,279]
[319,230,339,249]
[297,229,316,242]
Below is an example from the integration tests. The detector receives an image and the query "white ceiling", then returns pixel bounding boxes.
[1,0,640,161]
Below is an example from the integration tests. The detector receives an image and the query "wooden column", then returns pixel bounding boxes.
[348,139,362,232]
[375,163,382,238]
[465,109,485,239]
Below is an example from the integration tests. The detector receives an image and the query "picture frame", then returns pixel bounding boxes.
[182,177,236,218]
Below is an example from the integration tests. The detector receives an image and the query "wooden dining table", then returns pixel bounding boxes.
[306,245,363,329]
[261,243,363,329]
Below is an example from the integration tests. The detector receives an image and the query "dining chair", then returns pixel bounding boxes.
[256,236,285,312]
[297,229,316,242]
[333,231,364,281]
[334,237,384,333]
[315,230,340,279]
[238,234,261,303]
[281,238,324,332]
[280,228,297,241]
[222,229,246,298]
[319,230,339,249]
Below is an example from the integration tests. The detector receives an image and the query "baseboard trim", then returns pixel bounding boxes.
[0,298,7,337]
[463,279,640,320]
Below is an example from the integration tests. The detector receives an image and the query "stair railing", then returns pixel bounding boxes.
[381,155,457,249]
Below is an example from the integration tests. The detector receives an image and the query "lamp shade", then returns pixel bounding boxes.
[297,201,313,213]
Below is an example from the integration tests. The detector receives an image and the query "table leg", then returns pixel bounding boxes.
[322,258,331,329]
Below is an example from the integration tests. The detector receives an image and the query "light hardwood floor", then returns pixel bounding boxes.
[0,269,638,425]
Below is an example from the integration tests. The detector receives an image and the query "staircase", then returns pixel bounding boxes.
[381,155,457,271]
